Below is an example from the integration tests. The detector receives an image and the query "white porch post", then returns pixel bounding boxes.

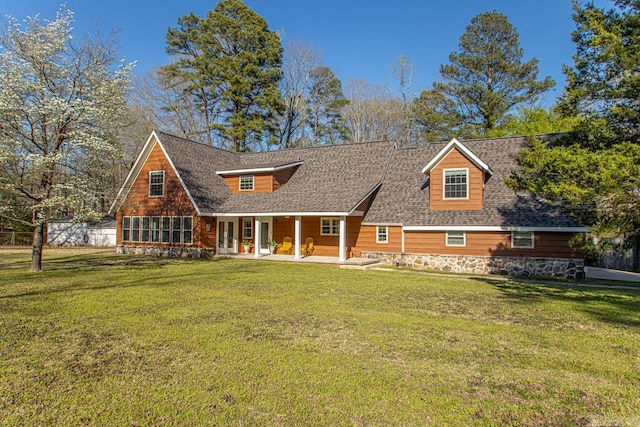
[338,215,346,262]
[254,217,261,258]
[294,216,301,260]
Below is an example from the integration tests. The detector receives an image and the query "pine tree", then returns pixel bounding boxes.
[163,0,284,151]
[431,11,554,137]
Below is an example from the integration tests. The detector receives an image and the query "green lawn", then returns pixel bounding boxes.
[1,248,639,426]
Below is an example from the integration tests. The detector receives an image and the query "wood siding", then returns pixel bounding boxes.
[223,173,274,194]
[116,142,216,249]
[404,231,580,258]
[430,148,484,211]
[351,224,402,257]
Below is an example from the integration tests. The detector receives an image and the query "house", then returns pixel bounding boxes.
[109,131,587,278]
[47,216,117,247]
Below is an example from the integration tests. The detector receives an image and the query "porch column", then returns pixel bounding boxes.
[338,215,346,262]
[254,217,261,258]
[294,216,301,260]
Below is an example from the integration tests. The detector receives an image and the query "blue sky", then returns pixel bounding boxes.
[1,0,613,104]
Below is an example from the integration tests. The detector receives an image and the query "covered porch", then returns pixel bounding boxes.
[215,214,363,261]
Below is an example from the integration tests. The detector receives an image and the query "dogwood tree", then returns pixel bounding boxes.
[0,7,134,271]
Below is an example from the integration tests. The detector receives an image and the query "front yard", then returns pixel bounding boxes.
[0,249,638,425]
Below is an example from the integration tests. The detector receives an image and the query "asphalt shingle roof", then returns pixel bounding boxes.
[362,135,583,228]
[157,132,394,215]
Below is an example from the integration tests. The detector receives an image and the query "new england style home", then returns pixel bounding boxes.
[109,131,587,278]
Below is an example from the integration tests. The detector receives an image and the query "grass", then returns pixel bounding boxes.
[0,248,639,426]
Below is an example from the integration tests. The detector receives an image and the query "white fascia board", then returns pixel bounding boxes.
[421,138,493,176]
[108,131,160,215]
[215,211,351,217]
[215,161,304,176]
[362,222,404,227]
[402,225,589,232]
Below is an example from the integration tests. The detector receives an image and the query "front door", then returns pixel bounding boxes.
[217,219,237,254]
[260,222,270,254]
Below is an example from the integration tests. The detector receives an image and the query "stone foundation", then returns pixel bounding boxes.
[361,251,585,279]
[116,245,215,259]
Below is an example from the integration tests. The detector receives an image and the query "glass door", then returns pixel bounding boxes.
[217,219,238,254]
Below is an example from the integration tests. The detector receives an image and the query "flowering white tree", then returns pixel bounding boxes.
[0,7,134,271]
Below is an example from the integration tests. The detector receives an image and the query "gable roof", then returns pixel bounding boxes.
[363,135,585,230]
[421,137,493,176]
[112,131,395,216]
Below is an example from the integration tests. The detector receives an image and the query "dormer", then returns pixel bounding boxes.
[421,138,492,211]
[215,161,303,194]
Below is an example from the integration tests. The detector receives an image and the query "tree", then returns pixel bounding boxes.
[509,1,640,271]
[432,11,555,137]
[413,89,463,142]
[162,0,284,152]
[0,7,133,272]
[305,66,349,146]
[275,40,320,148]
[390,55,417,146]
[487,106,579,138]
[558,0,640,147]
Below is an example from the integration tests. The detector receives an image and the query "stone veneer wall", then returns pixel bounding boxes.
[362,251,585,279]
[116,245,214,259]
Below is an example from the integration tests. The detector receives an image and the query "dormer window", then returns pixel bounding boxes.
[149,171,164,197]
[239,175,254,191]
[443,169,468,199]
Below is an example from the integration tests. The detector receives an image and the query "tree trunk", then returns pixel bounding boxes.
[30,222,45,273]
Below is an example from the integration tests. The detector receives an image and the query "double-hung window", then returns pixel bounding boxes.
[151,217,160,243]
[172,217,182,244]
[182,217,193,244]
[376,226,388,243]
[141,217,150,242]
[443,169,468,199]
[243,218,253,239]
[446,231,466,247]
[149,171,164,197]
[239,175,254,191]
[131,217,140,242]
[161,217,171,243]
[512,231,534,249]
[321,218,340,235]
[122,217,131,242]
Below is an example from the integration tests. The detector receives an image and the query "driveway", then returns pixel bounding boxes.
[586,267,640,283]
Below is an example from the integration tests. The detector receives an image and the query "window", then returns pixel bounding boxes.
[182,217,193,244]
[122,217,131,242]
[443,169,468,199]
[172,217,182,244]
[512,231,534,249]
[446,231,466,247]
[321,217,340,235]
[141,217,150,242]
[161,217,171,243]
[151,216,160,242]
[243,217,253,239]
[239,175,254,191]
[132,217,140,242]
[376,226,388,243]
[149,171,164,197]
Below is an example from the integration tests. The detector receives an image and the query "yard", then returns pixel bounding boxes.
[0,249,638,426]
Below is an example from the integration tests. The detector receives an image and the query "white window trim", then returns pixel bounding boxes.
[149,171,165,198]
[376,225,388,244]
[321,217,340,235]
[243,217,253,239]
[446,231,466,247]
[239,175,254,191]
[442,168,469,200]
[512,231,535,249]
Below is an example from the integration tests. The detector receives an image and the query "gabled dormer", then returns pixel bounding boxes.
[421,138,493,211]
[215,161,303,194]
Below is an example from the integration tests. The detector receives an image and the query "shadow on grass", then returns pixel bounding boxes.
[474,277,640,328]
